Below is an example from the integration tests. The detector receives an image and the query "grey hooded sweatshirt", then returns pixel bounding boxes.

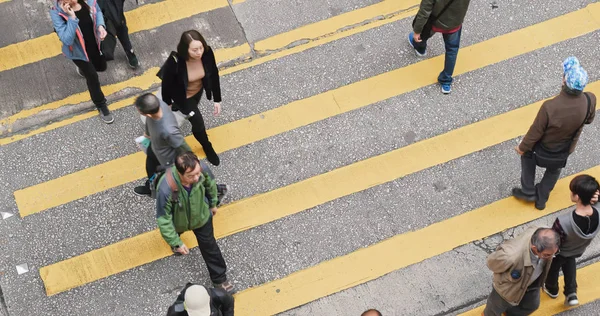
[554,207,599,257]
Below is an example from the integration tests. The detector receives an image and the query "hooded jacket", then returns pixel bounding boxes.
[50,0,106,62]
[553,207,600,257]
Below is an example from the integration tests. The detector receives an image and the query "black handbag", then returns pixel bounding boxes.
[533,93,591,169]
[101,19,118,61]
[412,0,457,42]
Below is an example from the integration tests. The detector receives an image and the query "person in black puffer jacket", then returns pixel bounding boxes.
[167,283,234,316]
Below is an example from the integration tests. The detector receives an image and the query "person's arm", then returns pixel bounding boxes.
[518,104,549,153]
[50,8,79,46]
[212,288,234,316]
[202,172,219,208]
[486,247,514,274]
[585,92,596,124]
[412,0,435,34]
[156,188,183,247]
[93,1,106,29]
[161,56,177,105]
[204,47,222,103]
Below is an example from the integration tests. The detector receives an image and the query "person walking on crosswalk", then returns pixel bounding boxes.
[166,283,234,316]
[482,227,560,316]
[512,57,596,210]
[156,151,235,294]
[50,0,114,124]
[97,0,140,68]
[408,0,471,94]
[158,30,223,166]
[543,174,600,307]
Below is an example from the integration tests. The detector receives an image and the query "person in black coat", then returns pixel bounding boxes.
[167,283,234,316]
[159,30,223,166]
[97,0,139,68]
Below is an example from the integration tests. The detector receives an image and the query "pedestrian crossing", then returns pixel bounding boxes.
[2,0,600,315]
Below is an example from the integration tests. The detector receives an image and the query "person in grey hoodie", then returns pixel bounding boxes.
[544,174,600,306]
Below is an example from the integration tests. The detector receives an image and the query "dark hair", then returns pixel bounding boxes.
[134,93,160,115]
[361,309,382,316]
[177,30,208,61]
[570,174,599,206]
[175,151,200,175]
[531,227,560,252]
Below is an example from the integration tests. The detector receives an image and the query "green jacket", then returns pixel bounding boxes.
[413,0,471,34]
[156,165,219,247]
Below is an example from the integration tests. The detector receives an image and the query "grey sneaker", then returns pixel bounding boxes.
[98,105,114,124]
[565,293,579,306]
[217,184,229,206]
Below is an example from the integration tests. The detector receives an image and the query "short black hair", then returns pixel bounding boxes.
[570,174,599,206]
[175,151,200,175]
[134,93,160,115]
[361,309,382,316]
[177,30,208,61]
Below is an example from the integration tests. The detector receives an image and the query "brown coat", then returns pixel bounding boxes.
[486,227,553,305]
[519,90,596,154]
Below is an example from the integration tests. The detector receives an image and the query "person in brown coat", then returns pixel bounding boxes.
[482,227,560,316]
[512,57,596,210]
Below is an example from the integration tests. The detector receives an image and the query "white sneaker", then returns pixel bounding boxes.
[565,293,579,306]
[76,67,84,78]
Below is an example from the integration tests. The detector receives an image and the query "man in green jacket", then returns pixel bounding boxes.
[156,151,234,293]
[408,0,471,94]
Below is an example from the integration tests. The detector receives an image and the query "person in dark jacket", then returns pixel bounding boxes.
[408,0,471,94]
[160,30,223,166]
[50,0,114,124]
[97,0,139,68]
[167,283,234,316]
[513,57,596,210]
[544,175,600,307]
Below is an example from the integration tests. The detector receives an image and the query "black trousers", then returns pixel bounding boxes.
[192,215,227,284]
[545,254,578,295]
[145,146,161,179]
[115,22,133,53]
[520,152,562,204]
[483,286,541,316]
[174,90,217,158]
[73,58,107,108]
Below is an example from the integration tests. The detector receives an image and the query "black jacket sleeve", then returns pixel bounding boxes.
[202,47,222,103]
[211,288,234,316]
[161,54,178,105]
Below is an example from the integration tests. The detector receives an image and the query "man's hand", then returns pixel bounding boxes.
[210,207,218,216]
[413,33,422,42]
[175,244,189,255]
[514,145,524,156]
[98,25,107,41]
[592,190,599,204]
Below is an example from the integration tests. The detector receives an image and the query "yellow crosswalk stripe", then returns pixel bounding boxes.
[0,0,231,72]
[37,72,600,296]
[13,3,600,217]
[460,260,600,316]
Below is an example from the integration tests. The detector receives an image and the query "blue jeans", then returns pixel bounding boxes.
[414,27,462,84]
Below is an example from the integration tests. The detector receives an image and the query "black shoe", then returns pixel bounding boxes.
[217,184,228,206]
[512,188,536,202]
[543,284,559,298]
[126,51,139,69]
[97,105,114,124]
[213,280,236,294]
[134,185,151,197]
[205,150,220,166]
[565,293,579,306]
[535,200,546,210]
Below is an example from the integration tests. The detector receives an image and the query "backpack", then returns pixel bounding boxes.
[150,166,179,205]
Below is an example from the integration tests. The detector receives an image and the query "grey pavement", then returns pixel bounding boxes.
[1,0,600,315]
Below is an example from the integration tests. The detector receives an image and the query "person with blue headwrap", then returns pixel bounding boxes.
[512,56,596,210]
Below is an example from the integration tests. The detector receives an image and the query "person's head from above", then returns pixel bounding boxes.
[530,227,560,260]
[570,174,599,206]
[184,285,211,316]
[361,309,382,316]
[134,93,161,117]
[562,56,588,96]
[178,30,208,61]
[176,152,202,186]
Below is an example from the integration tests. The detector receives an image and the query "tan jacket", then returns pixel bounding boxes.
[486,227,553,305]
[519,90,596,154]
